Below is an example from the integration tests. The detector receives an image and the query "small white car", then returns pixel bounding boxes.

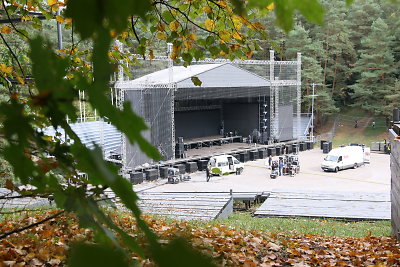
[208,155,244,175]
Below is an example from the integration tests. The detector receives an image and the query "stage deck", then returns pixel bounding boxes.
[136,192,233,220]
[254,190,390,220]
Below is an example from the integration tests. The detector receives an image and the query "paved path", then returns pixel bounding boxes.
[142,149,390,220]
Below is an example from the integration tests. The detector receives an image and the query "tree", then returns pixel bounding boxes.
[0,0,328,266]
[346,0,382,52]
[349,18,396,117]
[285,24,325,110]
[310,0,356,106]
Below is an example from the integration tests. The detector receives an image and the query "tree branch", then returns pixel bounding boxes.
[1,0,28,39]
[130,16,140,43]
[153,1,218,36]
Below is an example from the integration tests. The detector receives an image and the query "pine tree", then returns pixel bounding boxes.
[285,24,327,113]
[349,18,396,116]
[347,0,382,52]
[310,0,356,106]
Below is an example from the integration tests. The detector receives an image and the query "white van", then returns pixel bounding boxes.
[321,145,368,172]
[208,155,244,175]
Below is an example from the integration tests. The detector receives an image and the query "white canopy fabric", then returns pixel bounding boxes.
[115,63,270,89]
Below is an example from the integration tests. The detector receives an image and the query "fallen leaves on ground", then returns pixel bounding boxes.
[1,210,400,266]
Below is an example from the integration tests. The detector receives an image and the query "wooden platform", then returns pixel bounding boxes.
[136,192,233,220]
[254,190,390,220]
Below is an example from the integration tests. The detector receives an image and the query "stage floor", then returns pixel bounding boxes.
[184,141,258,158]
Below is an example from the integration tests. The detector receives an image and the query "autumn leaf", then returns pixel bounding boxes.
[266,3,275,10]
[5,179,14,190]
[56,15,64,23]
[156,23,165,32]
[13,72,25,85]
[21,15,33,21]
[149,49,155,60]
[48,0,57,6]
[1,26,11,34]
[202,7,212,13]
[205,19,215,31]
[0,64,13,74]
[219,30,231,42]
[169,21,180,32]
[156,32,167,40]
[217,0,227,7]
[188,33,197,41]
[232,16,243,30]
[246,50,253,59]
[232,32,243,40]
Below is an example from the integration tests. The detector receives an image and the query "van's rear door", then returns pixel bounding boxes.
[363,147,371,163]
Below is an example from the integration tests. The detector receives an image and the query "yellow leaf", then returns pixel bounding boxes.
[0,64,13,74]
[205,19,215,31]
[188,33,197,41]
[170,52,178,60]
[43,135,53,142]
[184,40,193,50]
[110,30,117,38]
[217,0,227,7]
[48,0,57,6]
[1,26,11,34]
[14,72,25,85]
[56,15,64,23]
[169,21,180,32]
[65,18,72,24]
[156,32,167,40]
[232,32,242,41]
[253,22,266,30]
[266,3,275,10]
[202,7,212,13]
[232,16,243,30]
[21,15,32,21]
[219,30,231,42]
[149,49,155,60]
[121,31,129,39]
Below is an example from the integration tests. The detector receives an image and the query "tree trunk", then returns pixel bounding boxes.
[332,55,338,97]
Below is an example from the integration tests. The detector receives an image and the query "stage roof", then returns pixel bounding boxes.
[115,63,271,89]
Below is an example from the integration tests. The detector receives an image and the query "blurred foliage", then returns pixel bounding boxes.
[0,0,331,266]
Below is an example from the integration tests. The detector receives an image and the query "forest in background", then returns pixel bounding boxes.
[1,0,399,123]
[0,0,398,185]
[258,0,400,124]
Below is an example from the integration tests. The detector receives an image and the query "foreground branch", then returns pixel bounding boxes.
[0,210,65,239]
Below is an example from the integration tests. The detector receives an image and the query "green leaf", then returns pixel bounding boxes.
[191,76,202,86]
[68,243,130,267]
[162,10,174,23]
[206,36,215,46]
[182,53,193,64]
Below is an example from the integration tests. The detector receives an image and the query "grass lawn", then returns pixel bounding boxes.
[210,211,391,238]
[321,109,389,148]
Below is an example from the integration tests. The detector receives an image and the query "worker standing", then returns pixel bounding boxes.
[278,159,284,176]
[206,165,211,182]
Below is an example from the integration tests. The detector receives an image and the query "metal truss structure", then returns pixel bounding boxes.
[112,46,302,171]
